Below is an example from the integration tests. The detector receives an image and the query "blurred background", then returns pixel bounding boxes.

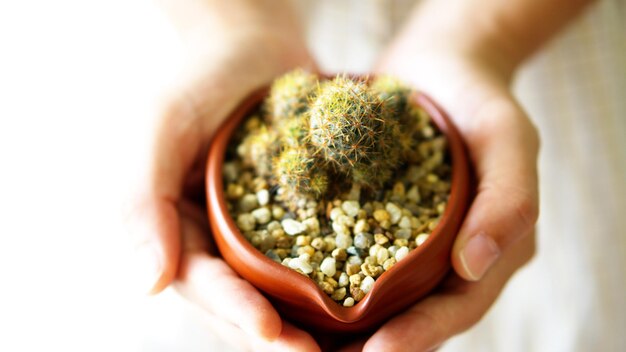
[0,0,624,351]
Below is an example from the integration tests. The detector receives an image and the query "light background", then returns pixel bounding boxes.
[0,1,624,351]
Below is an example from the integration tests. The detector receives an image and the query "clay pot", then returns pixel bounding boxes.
[205,84,471,333]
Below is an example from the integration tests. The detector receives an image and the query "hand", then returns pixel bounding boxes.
[354,47,540,351]
[125,8,321,350]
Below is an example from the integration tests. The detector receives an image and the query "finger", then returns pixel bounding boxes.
[364,233,535,352]
[452,96,540,281]
[126,195,181,294]
[257,322,321,352]
[175,211,283,341]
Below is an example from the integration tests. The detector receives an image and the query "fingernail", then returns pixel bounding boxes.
[134,244,162,294]
[459,233,500,281]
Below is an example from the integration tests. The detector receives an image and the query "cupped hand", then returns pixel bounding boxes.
[355,49,540,351]
[125,24,321,351]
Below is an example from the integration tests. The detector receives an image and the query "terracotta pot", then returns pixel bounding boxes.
[206,83,471,333]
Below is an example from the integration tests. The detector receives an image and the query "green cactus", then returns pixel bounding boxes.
[370,75,411,118]
[308,75,401,188]
[273,147,328,198]
[238,123,278,178]
[264,69,318,124]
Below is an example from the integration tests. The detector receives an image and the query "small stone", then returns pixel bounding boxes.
[311,250,324,264]
[395,246,410,261]
[295,235,311,246]
[382,257,397,271]
[395,228,412,239]
[410,217,422,229]
[369,244,383,258]
[376,248,389,264]
[379,220,391,230]
[332,222,350,236]
[343,297,355,307]
[394,238,409,247]
[320,257,337,277]
[346,255,363,266]
[349,274,362,287]
[346,263,361,276]
[387,245,398,257]
[331,287,347,301]
[346,246,366,257]
[288,257,313,274]
[406,185,420,203]
[256,189,270,206]
[226,183,244,199]
[302,217,321,236]
[360,276,375,294]
[282,219,307,235]
[267,221,282,232]
[329,207,345,221]
[373,209,390,222]
[222,162,239,182]
[272,205,285,220]
[398,216,412,229]
[354,219,370,234]
[354,232,374,249]
[331,248,347,261]
[265,250,281,263]
[236,213,256,231]
[319,281,334,294]
[350,287,366,301]
[296,245,315,257]
[374,233,389,245]
[415,233,430,246]
[239,194,259,212]
[336,215,355,228]
[385,202,403,224]
[338,272,349,287]
[341,200,361,218]
[251,207,271,224]
[361,263,383,277]
[311,237,325,251]
[335,233,353,249]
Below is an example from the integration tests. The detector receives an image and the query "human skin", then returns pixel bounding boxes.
[127,0,594,351]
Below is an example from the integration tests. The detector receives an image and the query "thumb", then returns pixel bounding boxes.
[451,97,540,281]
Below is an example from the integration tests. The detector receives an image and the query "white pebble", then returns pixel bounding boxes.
[336,214,355,227]
[236,213,256,231]
[385,202,403,224]
[281,219,306,236]
[256,189,270,206]
[341,200,361,218]
[360,276,375,294]
[329,207,345,221]
[251,207,271,224]
[354,219,370,234]
[302,217,320,236]
[332,222,350,236]
[338,272,349,287]
[288,257,313,274]
[343,297,355,307]
[395,246,410,261]
[335,233,353,249]
[398,216,412,229]
[369,244,383,257]
[376,248,389,264]
[320,257,337,277]
[415,233,430,246]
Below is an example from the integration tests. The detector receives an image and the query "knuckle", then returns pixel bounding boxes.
[512,194,539,233]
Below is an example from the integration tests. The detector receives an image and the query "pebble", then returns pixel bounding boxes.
[343,297,355,307]
[335,233,353,249]
[395,246,410,261]
[382,258,396,271]
[407,185,420,203]
[398,216,412,229]
[331,287,347,301]
[281,219,307,235]
[394,228,412,239]
[360,276,375,294]
[239,194,259,212]
[251,207,271,224]
[373,209,390,222]
[329,207,345,221]
[354,232,374,249]
[256,189,270,206]
[354,219,370,234]
[302,217,320,236]
[272,205,285,220]
[385,202,403,224]
[236,213,256,231]
[338,272,349,287]
[320,257,337,277]
[415,233,429,246]
[288,256,313,274]
[341,200,361,218]
[332,222,350,236]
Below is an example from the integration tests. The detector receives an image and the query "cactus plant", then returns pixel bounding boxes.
[273,147,328,198]
[264,69,318,124]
